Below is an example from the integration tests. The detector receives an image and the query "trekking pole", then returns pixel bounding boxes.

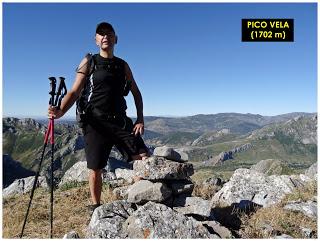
[20,77,67,238]
[48,76,56,238]
[48,77,67,238]
[19,121,52,238]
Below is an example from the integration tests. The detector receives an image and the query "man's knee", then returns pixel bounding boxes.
[89,169,102,178]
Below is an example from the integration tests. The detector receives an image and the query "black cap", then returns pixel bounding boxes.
[96,22,115,35]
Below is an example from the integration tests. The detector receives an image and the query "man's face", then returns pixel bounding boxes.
[95,29,117,50]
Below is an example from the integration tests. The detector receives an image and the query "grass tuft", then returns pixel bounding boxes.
[239,181,317,238]
[3,183,121,238]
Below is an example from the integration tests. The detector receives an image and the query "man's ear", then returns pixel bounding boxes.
[115,35,118,44]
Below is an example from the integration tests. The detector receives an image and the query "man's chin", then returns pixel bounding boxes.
[101,46,113,51]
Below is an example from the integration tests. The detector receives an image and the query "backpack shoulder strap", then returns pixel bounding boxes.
[86,53,96,76]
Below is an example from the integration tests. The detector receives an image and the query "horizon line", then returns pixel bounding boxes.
[2,111,317,120]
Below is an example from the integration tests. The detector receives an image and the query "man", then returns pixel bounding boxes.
[48,22,149,211]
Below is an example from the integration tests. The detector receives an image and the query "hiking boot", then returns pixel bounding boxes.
[87,204,101,216]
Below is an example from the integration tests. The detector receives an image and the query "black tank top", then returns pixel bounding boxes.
[86,54,127,115]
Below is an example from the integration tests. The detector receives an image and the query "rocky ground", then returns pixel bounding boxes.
[2,146,317,239]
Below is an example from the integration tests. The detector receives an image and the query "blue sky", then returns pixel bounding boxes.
[3,3,317,118]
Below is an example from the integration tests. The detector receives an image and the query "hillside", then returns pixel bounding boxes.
[2,113,317,185]
[3,118,86,186]
[187,115,317,179]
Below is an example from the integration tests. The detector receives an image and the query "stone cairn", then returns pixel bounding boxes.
[85,146,232,239]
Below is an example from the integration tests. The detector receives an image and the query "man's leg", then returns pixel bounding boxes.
[89,169,102,205]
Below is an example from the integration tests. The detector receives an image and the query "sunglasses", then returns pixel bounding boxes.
[96,28,115,37]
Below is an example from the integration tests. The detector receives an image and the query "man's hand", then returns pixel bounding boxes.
[48,106,64,119]
[133,120,144,136]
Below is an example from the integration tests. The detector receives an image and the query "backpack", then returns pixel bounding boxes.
[76,53,132,127]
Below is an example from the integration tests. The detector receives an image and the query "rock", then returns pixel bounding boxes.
[127,180,172,204]
[231,143,252,153]
[59,161,88,186]
[217,151,233,162]
[115,168,135,184]
[108,179,127,188]
[133,156,194,180]
[283,200,317,219]
[113,186,130,199]
[300,227,315,238]
[167,179,194,195]
[250,159,287,175]
[59,161,121,187]
[3,176,47,197]
[211,168,308,207]
[205,143,253,165]
[173,196,212,218]
[102,170,117,182]
[123,201,214,238]
[174,147,190,161]
[202,220,234,238]
[202,177,223,186]
[304,163,317,180]
[63,230,80,238]
[87,200,135,238]
[299,174,313,182]
[19,118,42,129]
[153,146,188,162]
[274,234,294,238]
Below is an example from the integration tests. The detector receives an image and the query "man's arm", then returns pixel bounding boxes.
[124,62,145,135]
[48,57,89,119]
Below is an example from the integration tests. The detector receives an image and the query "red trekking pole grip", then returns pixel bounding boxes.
[50,118,54,144]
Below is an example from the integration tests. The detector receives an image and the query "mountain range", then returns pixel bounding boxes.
[2,112,317,187]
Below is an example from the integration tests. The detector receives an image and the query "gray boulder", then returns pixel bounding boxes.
[87,200,135,238]
[201,220,234,238]
[127,180,172,204]
[59,161,88,186]
[283,200,317,219]
[202,177,223,186]
[63,230,80,239]
[300,227,315,238]
[168,180,194,195]
[211,168,309,207]
[123,201,216,238]
[113,186,130,199]
[114,168,135,184]
[304,163,317,180]
[102,170,117,182]
[173,196,212,218]
[133,156,194,180]
[59,161,119,187]
[274,234,294,238]
[3,176,47,197]
[153,146,188,162]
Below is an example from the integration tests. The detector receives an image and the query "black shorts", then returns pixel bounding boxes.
[83,115,148,170]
